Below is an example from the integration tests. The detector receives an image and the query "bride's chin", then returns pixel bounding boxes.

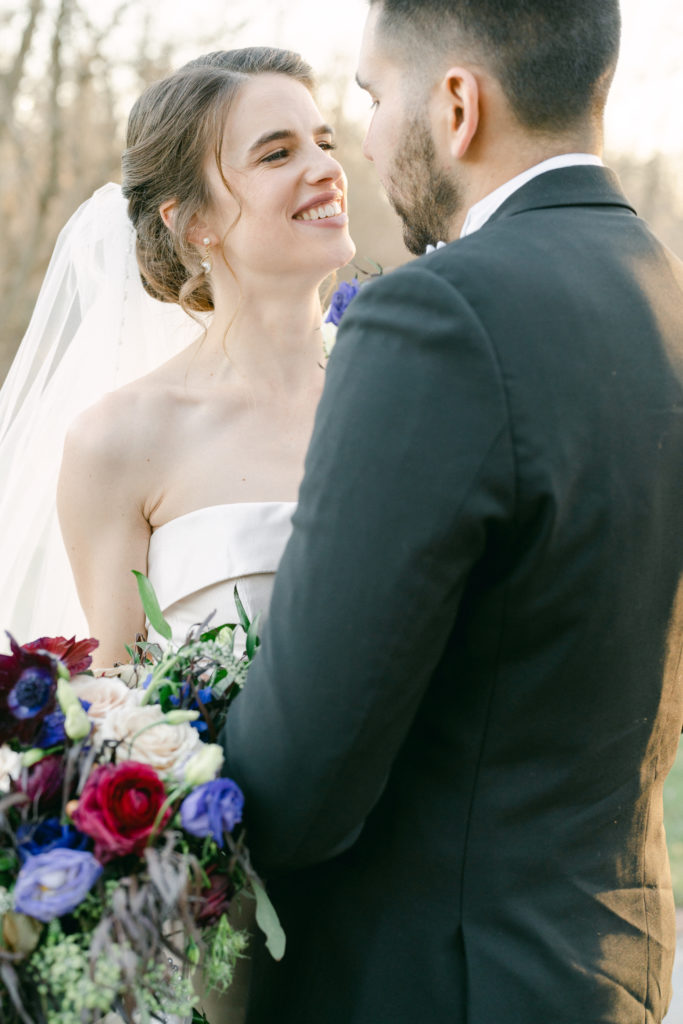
[326,234,357,273]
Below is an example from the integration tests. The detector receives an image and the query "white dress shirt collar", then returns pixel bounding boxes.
[459,153,603,239]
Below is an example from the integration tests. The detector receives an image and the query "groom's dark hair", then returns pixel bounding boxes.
[369,0,621,133]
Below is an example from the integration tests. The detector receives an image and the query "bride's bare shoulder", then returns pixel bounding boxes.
[62,366,178,472]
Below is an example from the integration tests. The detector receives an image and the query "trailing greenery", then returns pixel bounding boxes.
[201,912,250,994]
[29,922,123,1024]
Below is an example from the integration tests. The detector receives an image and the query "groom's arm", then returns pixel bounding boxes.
[221,262,513,873]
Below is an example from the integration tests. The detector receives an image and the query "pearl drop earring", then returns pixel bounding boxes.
[200,237,212,274]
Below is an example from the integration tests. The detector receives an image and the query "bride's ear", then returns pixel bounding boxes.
[159,199,178,232]
[159,201,217,249]
[185,215,218,249]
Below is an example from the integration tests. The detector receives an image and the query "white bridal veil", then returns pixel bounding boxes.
[0,184,199,650]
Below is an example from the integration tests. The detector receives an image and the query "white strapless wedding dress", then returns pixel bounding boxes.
[145,499,295,1024]
[146,501,295,647]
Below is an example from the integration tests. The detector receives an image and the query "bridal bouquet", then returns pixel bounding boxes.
[0,577,282,1024]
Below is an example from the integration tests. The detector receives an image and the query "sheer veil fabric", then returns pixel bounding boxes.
[0,184,200,650]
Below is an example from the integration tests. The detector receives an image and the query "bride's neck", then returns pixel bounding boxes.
[195,278,325,390]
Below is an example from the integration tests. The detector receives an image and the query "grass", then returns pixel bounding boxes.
[664,739,683,905]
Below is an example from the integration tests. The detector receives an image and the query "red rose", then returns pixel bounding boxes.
[24,636,99,675]
[71,761,170,863]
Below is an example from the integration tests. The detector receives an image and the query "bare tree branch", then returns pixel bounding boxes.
[0,0,44,138]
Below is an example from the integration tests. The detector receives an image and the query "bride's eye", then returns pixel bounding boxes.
[261,148,289,163]
[318,141,337,152]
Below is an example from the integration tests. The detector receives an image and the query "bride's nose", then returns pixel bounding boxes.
[305,145,344,185]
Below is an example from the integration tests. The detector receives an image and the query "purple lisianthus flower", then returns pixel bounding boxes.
[324,278,361,326]
[16,817,89,865]
[180,778,244,848]
[13,848,102,922]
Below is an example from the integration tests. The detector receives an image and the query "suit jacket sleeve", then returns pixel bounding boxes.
[221,261,514,874]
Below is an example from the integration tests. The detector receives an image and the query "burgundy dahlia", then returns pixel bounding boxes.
[23,635,99,675]
[17,753,66,810]
[196,867,235,926]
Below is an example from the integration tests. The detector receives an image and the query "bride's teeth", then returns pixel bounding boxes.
[295,199,343,220]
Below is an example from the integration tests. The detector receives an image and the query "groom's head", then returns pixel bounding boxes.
[357,0,621,253]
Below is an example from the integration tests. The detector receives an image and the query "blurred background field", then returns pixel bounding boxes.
[1,0,682,890]
[666,747,683,904]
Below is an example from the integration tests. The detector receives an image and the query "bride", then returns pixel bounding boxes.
[1,47,354,666]
[0,44,355,1024]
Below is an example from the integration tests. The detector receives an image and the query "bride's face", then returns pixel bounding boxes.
[205,73,355,285]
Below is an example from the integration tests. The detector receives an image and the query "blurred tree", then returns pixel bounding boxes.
[609,151,683,258]
[0,0,176,377]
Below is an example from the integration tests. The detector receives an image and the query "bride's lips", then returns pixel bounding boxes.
[292,191,348,228]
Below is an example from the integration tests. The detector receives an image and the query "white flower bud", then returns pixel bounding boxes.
[163,710,200,726]
[183,744,224,787]
[64,702,91,742]
[320,321,338,358]
[56,677,80,714]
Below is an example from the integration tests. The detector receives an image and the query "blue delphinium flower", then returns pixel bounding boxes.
[16,817,89,864]
[324,279,361,326]
[33,710,67,749]
[169,683,213,733]
[34,697,91,749]
[13,848,102,922]
[180,778,244,848]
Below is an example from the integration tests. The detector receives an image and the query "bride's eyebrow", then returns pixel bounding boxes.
[248,124,334,154]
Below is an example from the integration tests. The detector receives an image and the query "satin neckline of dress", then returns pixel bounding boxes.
[151,499,298,538]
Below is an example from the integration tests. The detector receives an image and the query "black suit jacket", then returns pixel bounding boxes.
[222,166,683,1024]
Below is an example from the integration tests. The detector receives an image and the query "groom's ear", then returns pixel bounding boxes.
[435,66,480,160]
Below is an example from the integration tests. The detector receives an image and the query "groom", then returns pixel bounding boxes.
[223,2,683,1021]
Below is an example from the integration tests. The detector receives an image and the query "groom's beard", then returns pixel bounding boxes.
[387,116,463,256]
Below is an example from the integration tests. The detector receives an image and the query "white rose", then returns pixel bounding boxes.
[100,703,202,774]
[70,675,140,735]
[0,745,21,794]
[98,664,151,689]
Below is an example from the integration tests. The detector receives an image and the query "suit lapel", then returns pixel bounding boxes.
[485,165,637,227]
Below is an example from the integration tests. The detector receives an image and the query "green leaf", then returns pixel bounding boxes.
[132,570,172,641]
[252,880,286,961]
[245,612,261,661]
[233,585,250,633]
[200,623,235,643]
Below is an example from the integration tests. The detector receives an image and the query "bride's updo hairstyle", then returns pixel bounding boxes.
[122,48,315,314]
